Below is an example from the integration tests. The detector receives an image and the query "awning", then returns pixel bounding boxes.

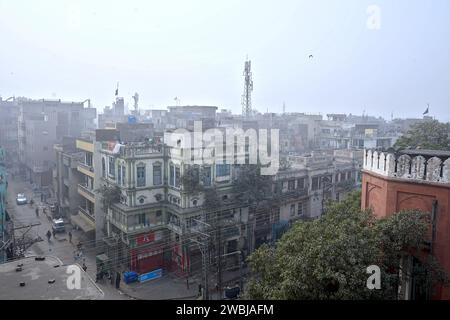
[70,214,95,233]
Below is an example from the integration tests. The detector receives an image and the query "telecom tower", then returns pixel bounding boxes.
[241,59,253,118]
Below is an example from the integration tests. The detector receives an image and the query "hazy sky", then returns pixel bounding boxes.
[1,0,449,121]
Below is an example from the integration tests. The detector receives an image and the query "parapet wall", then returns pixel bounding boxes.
[363,149,450,184]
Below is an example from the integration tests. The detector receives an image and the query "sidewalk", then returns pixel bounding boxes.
[120,273,199,300]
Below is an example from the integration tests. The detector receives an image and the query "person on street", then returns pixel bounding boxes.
[46,230,51,242]
[35,207,39,217]
[115,272,121,289]
[82,262,87,272]
[68,231,72,243]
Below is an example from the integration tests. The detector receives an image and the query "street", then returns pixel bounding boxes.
[5,176,246,300]
[5,176,131,300]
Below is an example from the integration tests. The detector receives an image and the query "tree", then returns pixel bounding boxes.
[95,184,121,211]
[181,165,204,195]
[394,120,450,150]
[246,191,448,300]
[232,164,273,205]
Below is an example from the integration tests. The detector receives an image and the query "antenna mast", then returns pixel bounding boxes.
[241,59,253,118]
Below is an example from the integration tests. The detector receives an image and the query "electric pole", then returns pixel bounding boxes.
[216,222,222,300]
[191,217,211,300]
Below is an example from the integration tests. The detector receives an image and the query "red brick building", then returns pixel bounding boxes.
[361,149,450,300]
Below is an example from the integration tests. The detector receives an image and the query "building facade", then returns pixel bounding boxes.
[18,98,96,188]
[0,98,19,173]
[361,148,450,299]
[53,137,84,218]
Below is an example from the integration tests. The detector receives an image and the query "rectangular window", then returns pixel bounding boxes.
[153,165,162,186]
[297,202,304,216]
[102,158,106,178]
[108,157,115,177]
[175,166,181,188]
[312,176,321,191]
[137,166,146,187]
[290,204,296,217]
[216,164,230,177]
[169,164,175,186]
[138,213,146,226]
[202,166,211,186]
[288,180,295,191]
[117,165,122,185]
[297,178,305,189]
[122,165,126,186]
[86,153,93,167]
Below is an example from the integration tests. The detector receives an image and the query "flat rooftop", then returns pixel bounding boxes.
[0,256,104,300]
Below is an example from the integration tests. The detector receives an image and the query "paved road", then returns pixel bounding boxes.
[6,177,131,300]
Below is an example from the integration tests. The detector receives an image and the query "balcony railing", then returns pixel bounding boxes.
[77,162,94,177]
[78,206,95,223]
[78,184,96,203]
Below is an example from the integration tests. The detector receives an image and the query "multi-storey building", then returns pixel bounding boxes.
[18,98,96,188]
[266,149,363,244]
[53,137,84,218]
[95,128,251,276]
[361,148,450,299]
[73,135,97,237]
[0,97,19,172]
[98,97,127,129]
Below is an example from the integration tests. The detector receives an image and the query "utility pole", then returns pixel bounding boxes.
[191,217,211,300]
[216,223,222,300]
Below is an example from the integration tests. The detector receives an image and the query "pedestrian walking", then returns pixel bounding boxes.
[68,231,72,243]
[115,272,121,289]
[46,230,52,242]
[35,207,39,217]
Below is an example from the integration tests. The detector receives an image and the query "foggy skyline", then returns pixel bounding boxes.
[1,0,449,121]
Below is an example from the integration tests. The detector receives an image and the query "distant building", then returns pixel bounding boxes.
[167,105,218,130]
[17,98,96,188]
[0,97,20,171]
[361,148,450,299]
[98,97,127,129]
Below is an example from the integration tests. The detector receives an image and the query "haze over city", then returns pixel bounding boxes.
[1,0,449,121]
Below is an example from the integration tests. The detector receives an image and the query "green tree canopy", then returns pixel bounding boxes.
[95,184,121,210]
[232,164,273,205]
[246,191,447,300]
[394,120,450,150]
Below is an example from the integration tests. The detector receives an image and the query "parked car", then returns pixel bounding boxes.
[52,218,66,233]
[16,193,27,205]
